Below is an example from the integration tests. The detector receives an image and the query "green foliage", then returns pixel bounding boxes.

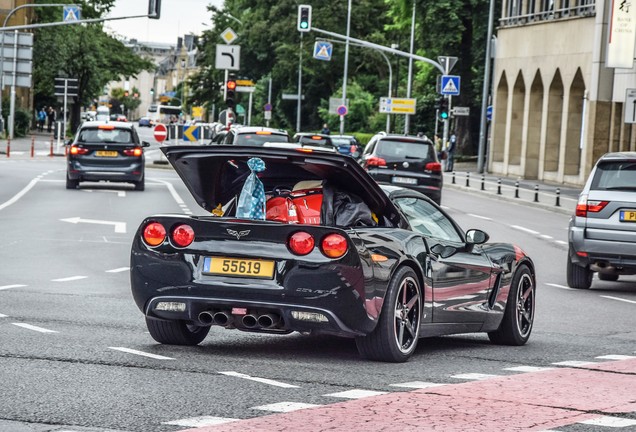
[14,108,32,138]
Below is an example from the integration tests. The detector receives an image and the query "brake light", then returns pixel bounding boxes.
[98,124,115,130]
[143,222,166,247]
[321,233,348,258]
[288,231,315,255]
[295,148,313,153]
[365,156,386,168]
[575,195,609,217]
[171,224,195,248]
[311,135,323,140]
[425,162,442,172]
[256,131,272,135]
[69,145,89,155]
[123,147,143,157]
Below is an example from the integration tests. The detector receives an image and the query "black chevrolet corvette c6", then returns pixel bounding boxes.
[130,146,536,362]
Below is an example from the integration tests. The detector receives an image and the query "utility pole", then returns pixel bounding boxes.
[478,0,496,173]
[404,1,416,135]
[340,0,352,135]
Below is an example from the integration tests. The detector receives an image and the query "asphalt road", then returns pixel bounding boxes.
[0,131,634,431]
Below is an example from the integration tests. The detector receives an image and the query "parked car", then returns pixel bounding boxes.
[361,133,443,204]
[138,117,153,127]
[330,134,362,158]
[567,152,636,288]
[222,126,290,146]
[66,121,149,191]
[292,133,338,152]
[130,146,536,362]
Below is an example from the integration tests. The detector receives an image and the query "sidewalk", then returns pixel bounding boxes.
[0,130,65,158]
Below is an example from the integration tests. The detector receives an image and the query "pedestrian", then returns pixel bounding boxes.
[46,107,56,133]
[320,123,330,135]
[37,107,46,132]
[446,130,457,172]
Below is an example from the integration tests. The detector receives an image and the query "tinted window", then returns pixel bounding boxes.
[297,136,333,148]
[394,197,462,242]
[235,133,289,146]
[377,139,434,159]
[591,161,636,190]
[78,128,133,144]
[331,137,353,146]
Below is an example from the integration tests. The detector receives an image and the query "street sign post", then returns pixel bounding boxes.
[63,5,81,22]
[452,106,470,116]
[313,41,333,61]
[625,89,636,124]
[154,123,168,143]
[440,75,461,96]
[337,105,348,116]
[215,45,240,70]
[379,97,417,114]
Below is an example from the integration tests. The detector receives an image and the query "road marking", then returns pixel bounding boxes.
[323,389,387,399]
[252,402,320,412]
[540,234,553,239]
[108,347,174,360]
[0,313,8,318]
[0,176,41,212]
[162,416,239,427]
[82,189,126,197]
[152,178,184,204]
[503,366,554,373]
[545,283,576,290]
[467,213,492,220]
[510,225,540,235]
[600,295,636,305]
[554,240,567,245]
[0,284,26,291]
[12,323,58,333]
[595,354,636,360]
[451,373,500,381]
[551,360,597,367]
[579,416,636,427]
[105,267,129,273]
[218,371,299,388]
[389,381,447,389]
[51,276,87,282]
[60,217,126,233]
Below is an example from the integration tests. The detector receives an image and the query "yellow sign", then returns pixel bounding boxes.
[236,79,254,86]
[183,125,200,141]
[191,106,203,118]
[391,106,416,114]
[220,28,238,44]
[159,95,170,103]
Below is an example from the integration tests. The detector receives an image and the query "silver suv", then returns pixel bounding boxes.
[567,152,636,288]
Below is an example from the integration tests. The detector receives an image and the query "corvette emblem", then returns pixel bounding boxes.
[227,229,250,239]
[402,161,410,168]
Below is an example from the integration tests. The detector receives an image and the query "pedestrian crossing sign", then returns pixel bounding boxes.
[440,75,460,96]
[63,5,81,22]
[313,41,333,61]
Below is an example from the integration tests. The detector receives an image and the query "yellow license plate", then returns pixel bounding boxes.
[204,257,275,278]
[620,210,636,222]
[95,150,118,157]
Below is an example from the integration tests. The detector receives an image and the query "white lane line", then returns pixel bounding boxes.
[218,371,299,388]
[0,313,8,318]
[551,360,597,367]
[162,416,239,427]
[105,267,129,273]
[467,213,492,221]
[510,225,540,235]
[0,284,27,291]
[595,354,636,360]
[579,416,636,427]
[389,381,446,389]
[540,234,553,239]
[108,347,174,360]
[555,240,567,245]
[0,177,41,212]
[12,323,58,333]
[152,178,185,205]
[545,283,576,291]
[600,295,636,305]
[252,402,320,412]
[323,389,387,399]
[503,366,554,373]
[451,373,500,381]
[51,276,88,282]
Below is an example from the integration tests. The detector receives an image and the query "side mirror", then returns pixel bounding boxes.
[141,141,150,147]
[466,229,489,245]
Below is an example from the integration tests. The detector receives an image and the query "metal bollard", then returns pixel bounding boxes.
[533,184,539,202]
[555,188,561,207]
[465,172,470,187]
[452,171,456,184]
[481,174,485,191]
[30,136,35,158]
[6,138,10,158]
[49,138,54,157]
[497,178,502,195]
[514,180,520,198]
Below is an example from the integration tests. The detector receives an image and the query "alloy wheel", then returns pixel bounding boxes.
[393,276,421,353]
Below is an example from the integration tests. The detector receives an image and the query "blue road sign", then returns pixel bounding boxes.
[486,105,493,121]
[337,105,348,116]
[313,41,333,61]
[63,5,81,22]
[264,103,272,111]
[440,75,460,96]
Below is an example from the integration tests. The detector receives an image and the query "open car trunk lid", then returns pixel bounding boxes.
[161,146,403,227]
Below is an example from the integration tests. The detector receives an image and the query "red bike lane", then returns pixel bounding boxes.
[183,358,636,431]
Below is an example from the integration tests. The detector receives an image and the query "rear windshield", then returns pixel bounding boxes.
[591,160,636,190]
[298,136,332,148]
[78,127,133,144]
[331,137,353,146]
[377,139,434,159]
[235,133,289,146]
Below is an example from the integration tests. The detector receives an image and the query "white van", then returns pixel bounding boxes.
[95,106,110,121]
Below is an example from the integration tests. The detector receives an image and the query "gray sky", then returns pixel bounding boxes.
[105,0,223,44]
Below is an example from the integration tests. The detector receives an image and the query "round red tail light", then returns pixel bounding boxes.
[321,233,348,258]
[288,231,315,255]
[172,224,195,248]
[143,222,166,247]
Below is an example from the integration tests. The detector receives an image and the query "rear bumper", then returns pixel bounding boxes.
[367,169,443,201]
[569,225,636,274]
[68,159,144,183]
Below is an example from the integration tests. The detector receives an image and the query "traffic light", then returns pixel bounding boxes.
[297,5,312,32]
[150,88,154,95]
[226,74,237,108]
[148,0,161,19]
[438,97,449,121]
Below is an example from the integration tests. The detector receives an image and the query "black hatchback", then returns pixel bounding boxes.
[361,133,443,204]
[66,121,149,191]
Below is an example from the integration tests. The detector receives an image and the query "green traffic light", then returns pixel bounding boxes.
[440,112,449,119]
[300,22,308,29]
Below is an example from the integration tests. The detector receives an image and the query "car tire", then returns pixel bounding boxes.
[355,267,421,362]
[145,316,210,345]
[566,250,592,289]
[66,174,78,190]
[488,264,535,346]
[598,273,619,281]
[134,178,145,191]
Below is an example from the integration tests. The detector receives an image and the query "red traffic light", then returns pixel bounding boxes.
[227,80,236,90]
